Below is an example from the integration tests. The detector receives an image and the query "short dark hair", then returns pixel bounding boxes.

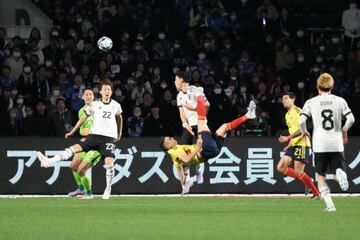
[82,87,93,95]
[159,137,167,151]
[99,79,113,91]
[283,92,296,100]
[175,71,189,83]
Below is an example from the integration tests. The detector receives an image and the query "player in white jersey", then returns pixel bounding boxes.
[174,71,210,193]
[299,73,355,212]
[37,79,123,200]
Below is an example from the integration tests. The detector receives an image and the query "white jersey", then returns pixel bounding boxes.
[301,93,352,152]
[85,99,122,139]
[177,89,198,126]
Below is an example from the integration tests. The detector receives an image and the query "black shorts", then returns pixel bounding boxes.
[284,146,311,164]
[314,152,344,176]
[78,134,116,158]
[181,125,198,144]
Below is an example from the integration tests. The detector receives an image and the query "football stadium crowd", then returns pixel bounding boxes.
[0,0,360,137]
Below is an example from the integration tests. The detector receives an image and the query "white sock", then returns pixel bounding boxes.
[104,165,114,188]
[319,184,335,208]
[184,167,190,183]
[195,165,200,175]
[48,148,73,165]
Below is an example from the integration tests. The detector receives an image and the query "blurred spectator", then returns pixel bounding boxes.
[51,98,74,137]
[22,106,35,135]
[159,89,180,136]
[4,46,25,79]
[65,74,85,112]
[342,0,360,52]
[0,66,16,90]
[14,94,26,121]
[127,106,144,137]
[3,108,22,136]
[33,100,53,136]
[0,88,14,110]
[143,104,164,136]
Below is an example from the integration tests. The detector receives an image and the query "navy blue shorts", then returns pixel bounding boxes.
[200,131,224,160]
[284,146,311,164]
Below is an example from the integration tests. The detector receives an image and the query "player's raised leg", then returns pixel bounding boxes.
[215,99,256,138]
[38,144,83,168]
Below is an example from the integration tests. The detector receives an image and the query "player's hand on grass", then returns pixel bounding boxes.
[278,135,288,143]
[342,130,348,145]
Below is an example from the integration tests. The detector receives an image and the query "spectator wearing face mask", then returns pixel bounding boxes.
[14,94,26,120]
[48,86,63,113]
[342,0,360,51]
[4,46,25,79]
[207,83,232,131]
[152,31,171,61]
[17,64,36,98]
[235,84,252,114]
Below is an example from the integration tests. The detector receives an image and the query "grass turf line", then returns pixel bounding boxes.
[0,197,359,240]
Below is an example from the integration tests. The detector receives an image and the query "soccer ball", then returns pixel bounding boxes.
[97,36,113,51]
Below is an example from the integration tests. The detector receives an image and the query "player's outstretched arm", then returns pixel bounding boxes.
[278,129,302,143]
[65,115,88,138]
[179,139,203,164]
[298,115,310,137]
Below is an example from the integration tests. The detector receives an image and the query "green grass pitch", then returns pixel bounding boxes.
[0,196,359,240]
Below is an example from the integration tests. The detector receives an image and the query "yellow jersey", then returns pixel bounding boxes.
[285,106,311,147]
[167,144,204,167]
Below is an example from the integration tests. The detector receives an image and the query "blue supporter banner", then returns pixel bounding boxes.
[0,137,360,194]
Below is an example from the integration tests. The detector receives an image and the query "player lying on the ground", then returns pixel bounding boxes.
[67,88,101,200]
[37,79,123,200]
[299,73,355,212]
[161,89,256,194]
[277,92,320,199]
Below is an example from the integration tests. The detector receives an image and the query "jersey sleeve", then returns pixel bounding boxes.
[176,93,184,107]
[116,103,123,116]
[300,100,311,119]
[168,148,185,167]
[84,102,95,116]
[341,98,352,117]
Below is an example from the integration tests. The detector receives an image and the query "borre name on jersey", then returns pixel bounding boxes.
[85,99,122,139]
[301,93,352,152]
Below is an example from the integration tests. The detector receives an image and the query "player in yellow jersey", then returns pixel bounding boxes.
[277,92,320,197]
[161,89,257,194]
[67,88,101,199]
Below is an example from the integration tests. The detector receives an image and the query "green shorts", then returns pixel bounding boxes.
[76,150,101,167]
